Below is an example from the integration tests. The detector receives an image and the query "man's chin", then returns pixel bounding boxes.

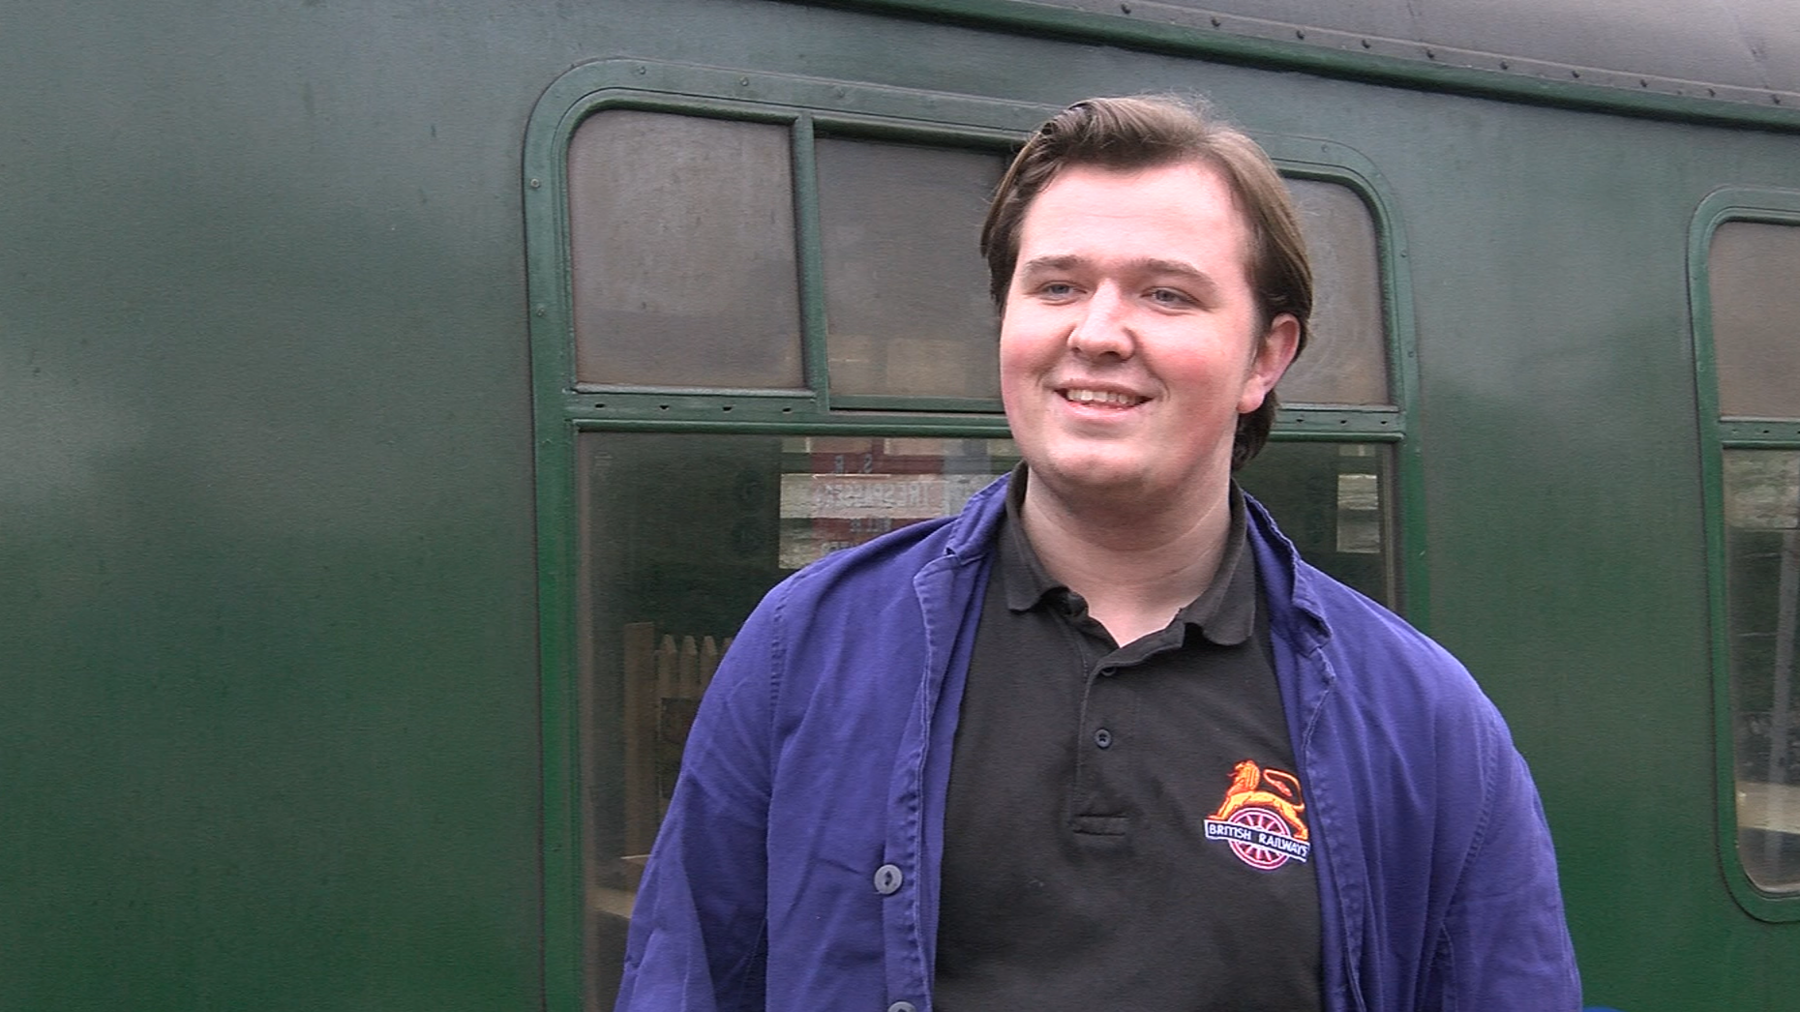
[1027,459,1159,507]
[1025,454,1229,511]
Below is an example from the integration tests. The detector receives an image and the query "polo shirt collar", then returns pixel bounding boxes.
[997,465,1257,647]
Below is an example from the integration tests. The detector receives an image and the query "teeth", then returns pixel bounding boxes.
[1064,388,1142,406]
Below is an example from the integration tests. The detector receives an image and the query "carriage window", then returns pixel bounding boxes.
[1280,179,1389,407]
[1723,451,1800,892]
[575,433,1019,1001]
[1240,441,1395,606]
[1711,221,1800,418]
[528,65,1421,1005]
[816,138,1005,400]
[1704,209,1800,903]
[567,111,804,389]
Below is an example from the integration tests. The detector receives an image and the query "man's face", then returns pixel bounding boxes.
[999,160,1297,513]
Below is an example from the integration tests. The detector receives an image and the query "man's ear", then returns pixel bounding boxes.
[1238,313,1301,414]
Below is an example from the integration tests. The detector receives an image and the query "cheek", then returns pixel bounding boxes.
[996,315,1044,376]
[997,340,1034,415]
[997,318,1062,421]
[1152,341,1235,391]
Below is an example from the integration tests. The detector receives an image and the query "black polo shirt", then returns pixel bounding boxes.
[934,470,1322,1012]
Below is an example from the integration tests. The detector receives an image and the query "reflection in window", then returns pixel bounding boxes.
[1711,221,1800,418]
[567,111,804,389]
[778,436,1016,567]
[1724,450,1800,892]
[816,138,1005,400]
[1240,442,1395,607]
[1280,179,1390,407]
[575,433,1017,1008]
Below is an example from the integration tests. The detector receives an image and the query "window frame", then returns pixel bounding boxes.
[1692,185,1800,922]
[523,57,1423,1007]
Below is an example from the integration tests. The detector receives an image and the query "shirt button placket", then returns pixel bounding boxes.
[874,869,912,1011]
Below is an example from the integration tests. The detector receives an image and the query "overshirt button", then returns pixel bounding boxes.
[888,1003,918,1012]
[1094,727,1113,749]
[873,863,904,895]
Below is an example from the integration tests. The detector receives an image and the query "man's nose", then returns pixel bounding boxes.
[1067,285,1135,360]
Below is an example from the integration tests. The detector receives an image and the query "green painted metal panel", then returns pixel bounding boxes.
[6,0,1800,1009]
[800,0,1800,131]
[1375,103,1799,1010]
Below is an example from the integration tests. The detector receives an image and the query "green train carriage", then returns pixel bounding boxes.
[4,1,1798,1008]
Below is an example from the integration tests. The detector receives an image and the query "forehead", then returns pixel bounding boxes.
[1016,160,1254,276]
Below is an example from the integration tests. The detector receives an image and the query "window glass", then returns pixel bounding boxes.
[1711,221,1800,418]
[1279,179,1390,407]
[1239,441,1396,606]
[816,137,1005,399]
[576,432,1018,1005]
[1723,449,1800,892]
[567,111,804,389]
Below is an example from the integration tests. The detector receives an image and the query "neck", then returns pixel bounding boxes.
[1019,475,1234,645]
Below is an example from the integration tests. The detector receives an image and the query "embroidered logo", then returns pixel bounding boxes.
[1203,759,1311,871]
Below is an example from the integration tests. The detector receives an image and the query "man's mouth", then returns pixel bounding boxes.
[1060,387,1147,407]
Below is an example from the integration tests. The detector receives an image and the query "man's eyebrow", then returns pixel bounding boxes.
[1138,258,1221,296]
[1017,254,1084,275]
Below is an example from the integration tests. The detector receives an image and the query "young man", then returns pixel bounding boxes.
[616,96,1580,1012]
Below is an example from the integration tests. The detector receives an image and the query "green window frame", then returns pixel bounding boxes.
[522,58,1424,1007]
[1693,186,1800,922]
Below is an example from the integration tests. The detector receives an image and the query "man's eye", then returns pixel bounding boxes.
[1039,282,1077,298]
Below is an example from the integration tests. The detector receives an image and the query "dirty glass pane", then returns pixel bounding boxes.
[1279,179,1390,407]
[1723,449,1800,892]
[568,111,804,389]
[1712,221,1800,418]
[577,432,1018,1009]
[1239,441,1396,607]
[816,137,1004,400]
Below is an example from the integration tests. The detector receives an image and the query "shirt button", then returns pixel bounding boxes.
[888,1003,918,1012]
[1093,727,1113,749]
[873,863,904,895]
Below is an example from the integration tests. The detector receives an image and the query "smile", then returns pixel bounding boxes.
[1060,387,1147,407]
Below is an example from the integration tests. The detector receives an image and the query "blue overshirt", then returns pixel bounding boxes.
[616,474,1581,1011]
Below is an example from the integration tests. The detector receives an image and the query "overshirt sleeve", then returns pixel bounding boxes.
[613,598,778,1012]
[1435,728,1582,1010]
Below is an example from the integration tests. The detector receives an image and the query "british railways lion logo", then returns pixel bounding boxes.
[1203,759,1311,871]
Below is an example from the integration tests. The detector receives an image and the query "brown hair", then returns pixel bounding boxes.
[981,96,1312,469]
